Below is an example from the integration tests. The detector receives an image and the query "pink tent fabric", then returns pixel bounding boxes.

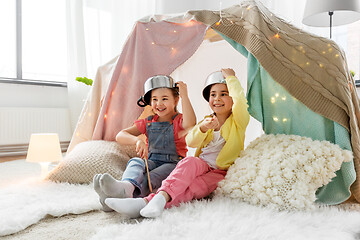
[92,20,207,141]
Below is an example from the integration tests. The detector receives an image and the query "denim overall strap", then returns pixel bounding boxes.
[146,114,179,160]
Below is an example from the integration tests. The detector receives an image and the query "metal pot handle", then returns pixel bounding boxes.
[137,96,147,107]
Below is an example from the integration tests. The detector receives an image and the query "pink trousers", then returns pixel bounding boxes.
[144,156,227,208]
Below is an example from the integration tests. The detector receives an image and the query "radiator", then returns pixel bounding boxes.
[0,107,72,156]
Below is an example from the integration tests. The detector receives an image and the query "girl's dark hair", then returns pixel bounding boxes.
[171,87,179,98]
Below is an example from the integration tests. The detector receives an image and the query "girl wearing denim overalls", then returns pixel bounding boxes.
[94,75,196,212]
[105,69,250,218]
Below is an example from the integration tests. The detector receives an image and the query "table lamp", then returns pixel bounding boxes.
[26,133,62,177]
[302,0,360,38]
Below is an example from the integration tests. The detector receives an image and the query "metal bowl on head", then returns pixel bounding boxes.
[137,75,176,107]
[202,71,226,102]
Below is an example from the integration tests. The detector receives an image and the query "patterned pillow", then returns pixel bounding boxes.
[216,134,352,210]
[45,140,137,184]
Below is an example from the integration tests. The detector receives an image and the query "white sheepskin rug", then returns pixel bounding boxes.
[0,178,100,236]
[91,197,360,240]
[1,179,360,239]
[216,134,352,210]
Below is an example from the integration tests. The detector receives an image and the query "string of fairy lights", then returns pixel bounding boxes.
[73,1,355,138]
[215,1,354,91]
[213,1,354,124]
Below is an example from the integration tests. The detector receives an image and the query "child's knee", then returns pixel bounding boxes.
[127,157,145,168]
[189,178,210,199]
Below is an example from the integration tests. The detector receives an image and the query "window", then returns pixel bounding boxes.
[0,0,67,86]
[0,0,16,79]
[332,20,360,86]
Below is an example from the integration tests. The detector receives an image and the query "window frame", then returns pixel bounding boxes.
[0,0,67,88]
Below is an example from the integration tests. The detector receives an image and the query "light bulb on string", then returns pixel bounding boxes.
[271,26,281,40]
[216,1,223,26]
[214,1,235,27]
[170,47,177,56]
[122,66,129,74]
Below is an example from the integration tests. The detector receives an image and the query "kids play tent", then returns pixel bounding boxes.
[68,0,360,204]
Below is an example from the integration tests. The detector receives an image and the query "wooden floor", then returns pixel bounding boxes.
[0,155,26,163]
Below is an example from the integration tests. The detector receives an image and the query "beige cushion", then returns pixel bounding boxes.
[46,140,137,184]
[216,134,352,210]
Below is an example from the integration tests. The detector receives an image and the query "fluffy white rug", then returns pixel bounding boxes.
[91,196,360,240]
[0,178,100,236]
[2,160,360,240]
[1,179,360,239]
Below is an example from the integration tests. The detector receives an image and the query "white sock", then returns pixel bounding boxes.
[93,174,113,212]
[105,198,147,218]
[99,173,135,198]
[140,194,166,218]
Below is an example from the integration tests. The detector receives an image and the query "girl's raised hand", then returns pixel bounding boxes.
[221,68,235,79]
[176,81,188,98]
[136,139,148,159]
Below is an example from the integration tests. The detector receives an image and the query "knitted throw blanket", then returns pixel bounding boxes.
[188,0,360,201]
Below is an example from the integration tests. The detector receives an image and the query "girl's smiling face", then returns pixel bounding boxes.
[208,83,233,116]
[150,88,178,120]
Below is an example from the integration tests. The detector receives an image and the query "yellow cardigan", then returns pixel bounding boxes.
[185,76,250,170]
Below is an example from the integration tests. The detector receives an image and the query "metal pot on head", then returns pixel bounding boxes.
[137,75,177,107]
[202,71,226,102]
